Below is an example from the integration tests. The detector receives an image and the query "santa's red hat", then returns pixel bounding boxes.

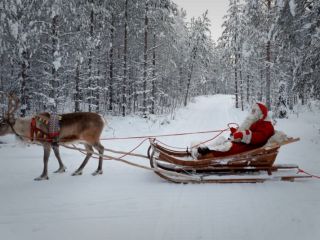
[256,102,268,120]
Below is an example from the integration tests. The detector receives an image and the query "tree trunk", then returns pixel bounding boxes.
[246,74,250,102]
[96,48,101,113]
[74,63,80,112]
[108,15,115,112]
[266,40,271,109]
[184,64,194,107]
[51,15,58,112]
[184,46,197,107]
[88,1,94,112]
[179,66,184,102]
[239,54,244,111]
[151,33,156,114]
[20,50,29,117]
[122,0,128,117]
[234,53,239,108]
[265,0,272,110]
[234,31,239,109]
[259,68,263,102]
[142,1,149,117]
[288,67,294,110]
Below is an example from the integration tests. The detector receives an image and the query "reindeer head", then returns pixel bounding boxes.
[0,93,20,136]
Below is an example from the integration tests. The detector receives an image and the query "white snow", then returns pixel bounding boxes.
[51,4,60,18]
[268,23,275,41]
[303,23,312,29]
[289,0,296,16]
[277,0,285,8]
[53,57,62,71]
[0,95,320,240]
[10,21,19,40]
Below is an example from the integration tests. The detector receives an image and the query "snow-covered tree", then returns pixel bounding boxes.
[220,0,244,109]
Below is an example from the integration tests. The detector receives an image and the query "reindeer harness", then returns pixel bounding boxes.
[30,114,62,142]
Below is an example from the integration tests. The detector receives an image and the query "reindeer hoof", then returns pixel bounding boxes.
[92,170,103,176]
[72,171,82,176]
[34,176,49,181]
[54,167,66,173]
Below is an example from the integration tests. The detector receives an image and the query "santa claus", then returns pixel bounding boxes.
[197,102,275,158]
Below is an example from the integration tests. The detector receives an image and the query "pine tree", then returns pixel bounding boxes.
[184,11,211,106]
[220,0,243,109]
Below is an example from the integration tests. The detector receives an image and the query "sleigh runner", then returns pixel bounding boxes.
[147,137,311,183]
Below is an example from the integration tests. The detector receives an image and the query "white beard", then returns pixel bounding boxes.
[238,111,261,131]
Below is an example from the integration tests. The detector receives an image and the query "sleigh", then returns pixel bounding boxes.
[147,137,311,183]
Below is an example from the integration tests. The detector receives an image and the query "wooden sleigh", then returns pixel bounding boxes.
[147,137,311,183]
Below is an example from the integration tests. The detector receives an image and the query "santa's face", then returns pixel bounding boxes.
[251,108,256,114]
[239,104,262,130]
[251,104,263,121]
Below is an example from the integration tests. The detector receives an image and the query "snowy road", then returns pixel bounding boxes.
[1,95,320,240]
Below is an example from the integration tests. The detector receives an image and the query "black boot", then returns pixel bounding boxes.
[197,146,210,155]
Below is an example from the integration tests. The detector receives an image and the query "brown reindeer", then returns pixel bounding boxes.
[0,94,105,180]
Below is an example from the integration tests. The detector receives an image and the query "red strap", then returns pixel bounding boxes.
[30,117,52,142]
[49,132,59,138]
[297,168,320,179]
[30,118,36,141]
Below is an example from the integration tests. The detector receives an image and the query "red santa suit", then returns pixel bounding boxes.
[198,103,274,158]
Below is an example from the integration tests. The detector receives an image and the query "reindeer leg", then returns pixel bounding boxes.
[72,144,93,176]
[34,144,51,181]
[92,142,104,176]
[52,143,66,173]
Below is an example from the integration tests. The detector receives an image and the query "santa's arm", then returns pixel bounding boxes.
[231,123,274,145]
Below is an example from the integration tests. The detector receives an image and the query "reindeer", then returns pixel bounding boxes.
[0,94,105,180]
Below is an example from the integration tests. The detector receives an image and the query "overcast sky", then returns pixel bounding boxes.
[173,0,230,42]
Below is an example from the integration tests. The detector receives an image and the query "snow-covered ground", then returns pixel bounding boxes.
[1,95,319,240]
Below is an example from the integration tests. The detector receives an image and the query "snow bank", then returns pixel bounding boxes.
[289,0,296,16]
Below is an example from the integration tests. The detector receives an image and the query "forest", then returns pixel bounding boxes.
[0,0,319,118]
